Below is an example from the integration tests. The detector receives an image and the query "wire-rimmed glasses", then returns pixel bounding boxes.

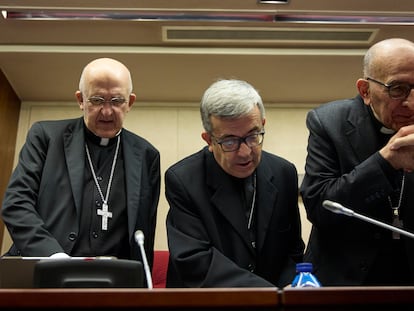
[366,77,414,100]
[87,96,127,107]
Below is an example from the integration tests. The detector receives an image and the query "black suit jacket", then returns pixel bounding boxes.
[300,95,414,285]
[165,147,304,287]
[2,117,160,265]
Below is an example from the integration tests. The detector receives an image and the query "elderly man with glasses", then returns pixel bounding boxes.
[300,38,414,286]
[2,58,160,271]
[165,79,305,288]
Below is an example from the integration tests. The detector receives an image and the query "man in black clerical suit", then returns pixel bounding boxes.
[1,58,160,267]
[300,38,414,286]
[165,79,304,287]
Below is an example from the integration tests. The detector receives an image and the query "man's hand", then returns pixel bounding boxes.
[380,124,414,172]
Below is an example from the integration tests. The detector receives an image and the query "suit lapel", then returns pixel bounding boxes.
[63,118,86,216]
[205,151,252,250]
[255,156,278,252]
[122,131,142,239]
[345,101,379,162]
[205,150,278,253]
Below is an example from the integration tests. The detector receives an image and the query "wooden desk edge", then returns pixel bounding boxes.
[0,287,280,308]
[283,286,414,306]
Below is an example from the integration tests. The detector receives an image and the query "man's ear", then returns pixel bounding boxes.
[127,93,136,110]
[356,79,371,105]
[75,91,84,110]
[201,132,214,152]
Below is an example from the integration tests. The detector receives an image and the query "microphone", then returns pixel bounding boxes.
[322,200,414,240]
[322,200,354,217]
[134,230,153,289]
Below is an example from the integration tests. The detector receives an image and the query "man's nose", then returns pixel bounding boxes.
[100,102,114,114]
[401,88,414,109]
[237,140,252,154]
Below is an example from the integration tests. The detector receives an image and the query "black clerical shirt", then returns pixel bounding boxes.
[71,128,130,259]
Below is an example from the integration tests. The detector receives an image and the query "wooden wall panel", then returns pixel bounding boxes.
[0,69,21,253]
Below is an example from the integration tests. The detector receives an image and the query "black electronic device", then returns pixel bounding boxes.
[33,258,144,288]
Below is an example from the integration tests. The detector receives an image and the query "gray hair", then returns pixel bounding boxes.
[200,79,265,133]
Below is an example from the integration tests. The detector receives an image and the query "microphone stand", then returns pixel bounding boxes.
[134,230,153,289]
[323,200,414,240]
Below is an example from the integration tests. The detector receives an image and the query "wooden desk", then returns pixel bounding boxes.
[283,286,414,311]
[2,287,414,310]
[0,287,279,310]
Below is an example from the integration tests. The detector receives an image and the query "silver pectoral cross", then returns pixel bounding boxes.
[97,202,113,231]
[392,208,403,239]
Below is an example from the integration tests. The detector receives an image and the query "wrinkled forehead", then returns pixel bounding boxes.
[81,64,131,95]
[371,44,414,78]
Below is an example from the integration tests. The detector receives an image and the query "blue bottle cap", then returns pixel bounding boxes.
[296,262,313,272]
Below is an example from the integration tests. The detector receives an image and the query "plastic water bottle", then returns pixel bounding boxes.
[291,262,321,288]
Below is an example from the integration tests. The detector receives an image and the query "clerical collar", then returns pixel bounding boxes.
[84,126,121,147]
[368,105,396,135]
[380,126,395,135]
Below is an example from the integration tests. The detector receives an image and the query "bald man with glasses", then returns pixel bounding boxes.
[165,79,304,288]
[300,38,414,286]
[2,58,160,270]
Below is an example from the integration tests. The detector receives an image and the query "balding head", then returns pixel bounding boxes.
[79,58,133,95]
[363,38,414,78]
[75,57,136,138]
[357,38,414,131]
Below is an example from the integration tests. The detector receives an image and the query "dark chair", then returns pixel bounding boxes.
[152,250,169,288]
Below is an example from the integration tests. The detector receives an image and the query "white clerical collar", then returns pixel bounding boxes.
[99,129,122,146]
[380,126,396,135]
[99,137,110,146]
[370,105,395,135]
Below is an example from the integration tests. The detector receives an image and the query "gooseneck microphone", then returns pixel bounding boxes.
[134,230,153,289]
[322,200,414,240]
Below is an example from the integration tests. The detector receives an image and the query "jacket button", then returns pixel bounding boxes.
[248,264,255,272]
[68,232,77,241]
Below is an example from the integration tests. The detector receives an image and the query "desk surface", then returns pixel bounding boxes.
[283,286,414,311]
[1,287,414,310]
[0,287,279,310]
[284,286,414,304]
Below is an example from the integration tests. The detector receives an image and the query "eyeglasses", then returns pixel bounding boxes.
[213,131,265,152]
[87,96,127,107]
[366,77,414,100]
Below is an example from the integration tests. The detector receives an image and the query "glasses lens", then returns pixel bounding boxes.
[220,138,239,152]
[88,97,126,106]
[111,97,126,106]
[389,84,411,99]
[245,134,260,147]
[89,97,104,105]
